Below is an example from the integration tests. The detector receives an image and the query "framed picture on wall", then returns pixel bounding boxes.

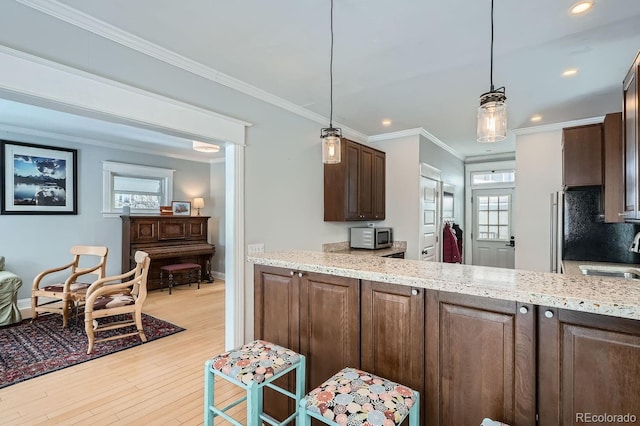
[172,201,191,216]
[1,140,78,215]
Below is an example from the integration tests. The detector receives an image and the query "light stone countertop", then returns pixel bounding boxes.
[562,260,640,276]
[248,251,640,321]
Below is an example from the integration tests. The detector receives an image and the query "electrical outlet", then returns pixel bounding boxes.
[248,243,265,255]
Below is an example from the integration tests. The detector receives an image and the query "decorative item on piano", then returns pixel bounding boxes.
[171,201,191,216]
[193,197,204,216]
[160,205,173,215]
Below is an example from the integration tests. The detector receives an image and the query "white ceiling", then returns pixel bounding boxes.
[4,0,640,159]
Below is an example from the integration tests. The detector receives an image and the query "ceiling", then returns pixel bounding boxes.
[4,0,640,159]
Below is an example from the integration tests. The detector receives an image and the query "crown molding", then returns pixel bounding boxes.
[16,0,368,141]
[513,116,605,136]
[368,127,464,161]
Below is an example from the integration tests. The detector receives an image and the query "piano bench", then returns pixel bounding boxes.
[159,263,202,295]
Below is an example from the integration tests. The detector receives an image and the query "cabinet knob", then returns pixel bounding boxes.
[544,310,554,318]
[298,272,304,278]
[519,306,528,314]
[290,271,295,276]
[411,289,419,296]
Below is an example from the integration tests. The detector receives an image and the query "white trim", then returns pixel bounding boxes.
[513,116,605,135]
[0,44,249,146]
[420,162,442,180]
[225,144,245,350]
[369,127,464,160]
[16,0,368,142]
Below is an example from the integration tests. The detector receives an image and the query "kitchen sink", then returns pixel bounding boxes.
[579,265,640,280]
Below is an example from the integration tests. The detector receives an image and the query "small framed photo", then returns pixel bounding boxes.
[1,140,78,215]
[172,201,191,216]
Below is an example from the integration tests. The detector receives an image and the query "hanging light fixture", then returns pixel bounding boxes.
[477,0,507,143]
[321,0,342,164]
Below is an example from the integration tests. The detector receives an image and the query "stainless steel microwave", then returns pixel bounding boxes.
[350,227,393,250]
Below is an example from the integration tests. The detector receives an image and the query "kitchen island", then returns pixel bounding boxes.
[249,251,640,426]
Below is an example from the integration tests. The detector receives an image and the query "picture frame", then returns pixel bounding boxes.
[172,201,191,216]
[1,140,78,215]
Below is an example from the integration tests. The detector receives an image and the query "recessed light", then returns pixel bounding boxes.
[531,115,542,122]
[382,119,392,127]
[570,1,593,15]
[563,68,578,77]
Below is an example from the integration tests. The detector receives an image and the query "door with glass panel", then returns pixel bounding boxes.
[472,188,515,268]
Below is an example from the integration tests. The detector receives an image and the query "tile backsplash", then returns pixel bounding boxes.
[563,188,640,263]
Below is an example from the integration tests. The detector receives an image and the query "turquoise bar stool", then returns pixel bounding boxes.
[300,367,420,426]
[204,340,305,426]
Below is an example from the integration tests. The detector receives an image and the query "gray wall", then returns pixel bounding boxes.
[1,130,217,302]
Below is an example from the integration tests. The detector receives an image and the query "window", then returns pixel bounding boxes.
[476,194,510,240]
[103,161,174,216]
[471,170,515,186]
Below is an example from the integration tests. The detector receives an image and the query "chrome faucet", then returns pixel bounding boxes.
[630,232,640,253]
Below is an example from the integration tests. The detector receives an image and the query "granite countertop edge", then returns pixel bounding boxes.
[248,251,640,321]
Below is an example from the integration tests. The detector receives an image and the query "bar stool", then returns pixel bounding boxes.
[299,367,419,426]
[204,340,305,426]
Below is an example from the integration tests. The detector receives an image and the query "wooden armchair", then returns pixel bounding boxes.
[84,251,150,354]
[31,245,108,328]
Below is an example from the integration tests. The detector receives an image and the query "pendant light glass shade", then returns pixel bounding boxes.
[322,127,342,164]
[477,90,507,143]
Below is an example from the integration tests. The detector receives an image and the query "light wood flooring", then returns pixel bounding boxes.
[0,280,247,425]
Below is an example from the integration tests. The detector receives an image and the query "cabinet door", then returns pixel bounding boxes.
[299,272,360,390]
[425,291,536,426]
[345,141,361,220]
[359,145,375,219]
[373,150,386,220]
[253,265,300,421]
[361,281,424,421]
[603,112,624,223]
[624,58,639,221]
[538,307,640,425]
[563,124,603,187]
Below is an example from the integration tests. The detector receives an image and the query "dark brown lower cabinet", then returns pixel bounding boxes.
[299,272,360,391]
[253,265,300,422]
[425,291,536,426]
[538,307,640,425]
[361,280,425,424]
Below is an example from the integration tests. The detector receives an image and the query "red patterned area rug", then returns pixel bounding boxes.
[0,313,184,389]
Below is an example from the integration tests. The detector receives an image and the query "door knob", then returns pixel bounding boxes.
[422,248,429,255]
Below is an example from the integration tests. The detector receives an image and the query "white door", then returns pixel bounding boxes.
[472,188,515,268]
[420,176,440,261]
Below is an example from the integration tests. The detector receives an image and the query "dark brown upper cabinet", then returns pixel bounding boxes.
[623,51,640,222]
[562,123,603,188]
[324,138,386,221]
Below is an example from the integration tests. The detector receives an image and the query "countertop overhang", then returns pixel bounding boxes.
[249,251,640,320]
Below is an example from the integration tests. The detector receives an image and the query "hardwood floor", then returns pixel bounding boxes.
[0,280,247,425]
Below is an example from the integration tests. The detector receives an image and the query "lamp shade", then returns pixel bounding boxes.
[193,197,205,209]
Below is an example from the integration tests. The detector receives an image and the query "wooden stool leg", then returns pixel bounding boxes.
[409,391,420,425]
[169,272,174,295]
[197,268,201,289]
[160,270,164,292]
[204,361,214,426]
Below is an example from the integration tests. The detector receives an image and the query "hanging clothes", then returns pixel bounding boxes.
[452,223,463,262]
[443,223,461,263]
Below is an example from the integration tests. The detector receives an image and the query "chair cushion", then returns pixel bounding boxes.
[209,340,301,384]
[303,367,417,425]
[42,282,91,292]
[92,294,135,310]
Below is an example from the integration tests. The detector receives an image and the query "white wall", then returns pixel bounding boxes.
[514,130,563,271]
[209,160,226,276]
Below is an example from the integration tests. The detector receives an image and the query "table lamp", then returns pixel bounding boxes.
[193,197,204,216]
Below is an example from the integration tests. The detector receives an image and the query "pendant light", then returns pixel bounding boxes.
[477,0,507,143]
[321,0,342,164]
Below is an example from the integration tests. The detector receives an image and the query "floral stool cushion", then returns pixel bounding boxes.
[303,367,417,426]
[210,340,301,385]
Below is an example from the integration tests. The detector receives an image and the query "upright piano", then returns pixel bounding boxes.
[121,215,216,291]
